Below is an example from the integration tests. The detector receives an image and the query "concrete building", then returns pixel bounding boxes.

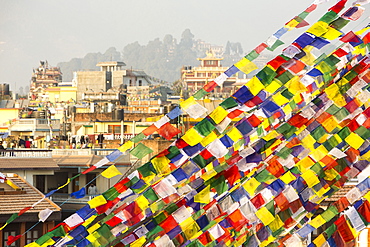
[76,61,154,102]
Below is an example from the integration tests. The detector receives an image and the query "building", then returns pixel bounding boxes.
[76,61,155,102]
[0,173,61,247]
[181,51,246,98]
[30,61,62,101]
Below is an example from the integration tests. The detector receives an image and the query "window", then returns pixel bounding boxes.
[108,125,121,134]
[4,230,17,246]
[138,80,142,86]
[26,230,40,244]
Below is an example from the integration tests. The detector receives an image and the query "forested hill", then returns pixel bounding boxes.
[57,29,244,83]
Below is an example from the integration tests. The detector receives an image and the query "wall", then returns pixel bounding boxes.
[76,71,106,101]
[0,108,20,125]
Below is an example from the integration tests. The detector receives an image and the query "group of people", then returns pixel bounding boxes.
[70,135,92,149]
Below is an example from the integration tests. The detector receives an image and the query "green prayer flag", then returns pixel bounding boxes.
[255,169,276,183]
[35,232,54,245]
[96,224,115,242]
[245,50,259,61]
[50,225,66,237]
[267,39,285,51]
[256,66,277,86]
[130,143,153,159]
[311,125,327,141]
[220,97,239,110]
[131,132,146,143]
[330,17,350,30]
[194,118,216,136]
[321,206,339,222]
[193,88,208,100]
[143,187,159,202]
[276,147,293,159]
[318,10,338,24]
[325,223,337,237]
[166,146,181,160]
[137,162,156,177]
[102,186,120,200]
[276,71,294,85]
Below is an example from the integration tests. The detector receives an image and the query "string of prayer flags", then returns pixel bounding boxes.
[21,0,370,246]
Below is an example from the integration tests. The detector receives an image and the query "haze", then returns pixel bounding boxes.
[0,0,363,90]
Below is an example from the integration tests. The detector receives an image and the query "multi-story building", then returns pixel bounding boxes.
[30,61,62,101]
[76,61,154,102]
[181,51,246,98]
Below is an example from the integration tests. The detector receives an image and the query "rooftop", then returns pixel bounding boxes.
[0,173,61,216]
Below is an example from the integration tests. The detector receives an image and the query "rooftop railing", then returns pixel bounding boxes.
[0,149,53,158]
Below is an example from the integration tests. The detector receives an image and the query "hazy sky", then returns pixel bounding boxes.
[0,0,368,89]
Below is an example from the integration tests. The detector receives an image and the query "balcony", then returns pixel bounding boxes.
[9,119,61,132]
[0,149,52,158]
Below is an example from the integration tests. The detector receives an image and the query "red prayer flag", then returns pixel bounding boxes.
[7,235,22,246]
[157,123,181,141]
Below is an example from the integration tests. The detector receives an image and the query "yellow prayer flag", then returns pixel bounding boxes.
[83,215,97,228]
[227,127,243,142]
[180,96,197,109]
[345,133,365,149]
[130,236,146,247]
[245,77,265,96]
[183,221,201,240]
[280,171,296,184]
[309,215,326,228]
[301,134,316,150]
[101,165,122,179]
[118,140,134,152]
[268,215,284,232]
[256,207,275,225]
[286,76,306,94]
[310,145,328,161]
[136,195,150,210]
[282,104,293,115]
[243,177,261,196]
[25,243,42,247]
[296,156,315,172]
[300,46,316,66]
[272,93,290,106]
[363,190,370,202]
[209,106,229,124]
[151,156,171,176]
[235,57,258,74]
[322,116,338,133]
[355,26,370,35]
[86,234,98,245]
[201,164,218,181]
[87,195,107,208]
[194,185,211,204]
[265,79,282,94]
[322,26,343,40]
[285,19,300,30]
[301,170,320,188]
[181,128,204,146]
[262,130,280,141]
[200,131,218,146]
[313,234,327,247]
[306,21,329,37]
